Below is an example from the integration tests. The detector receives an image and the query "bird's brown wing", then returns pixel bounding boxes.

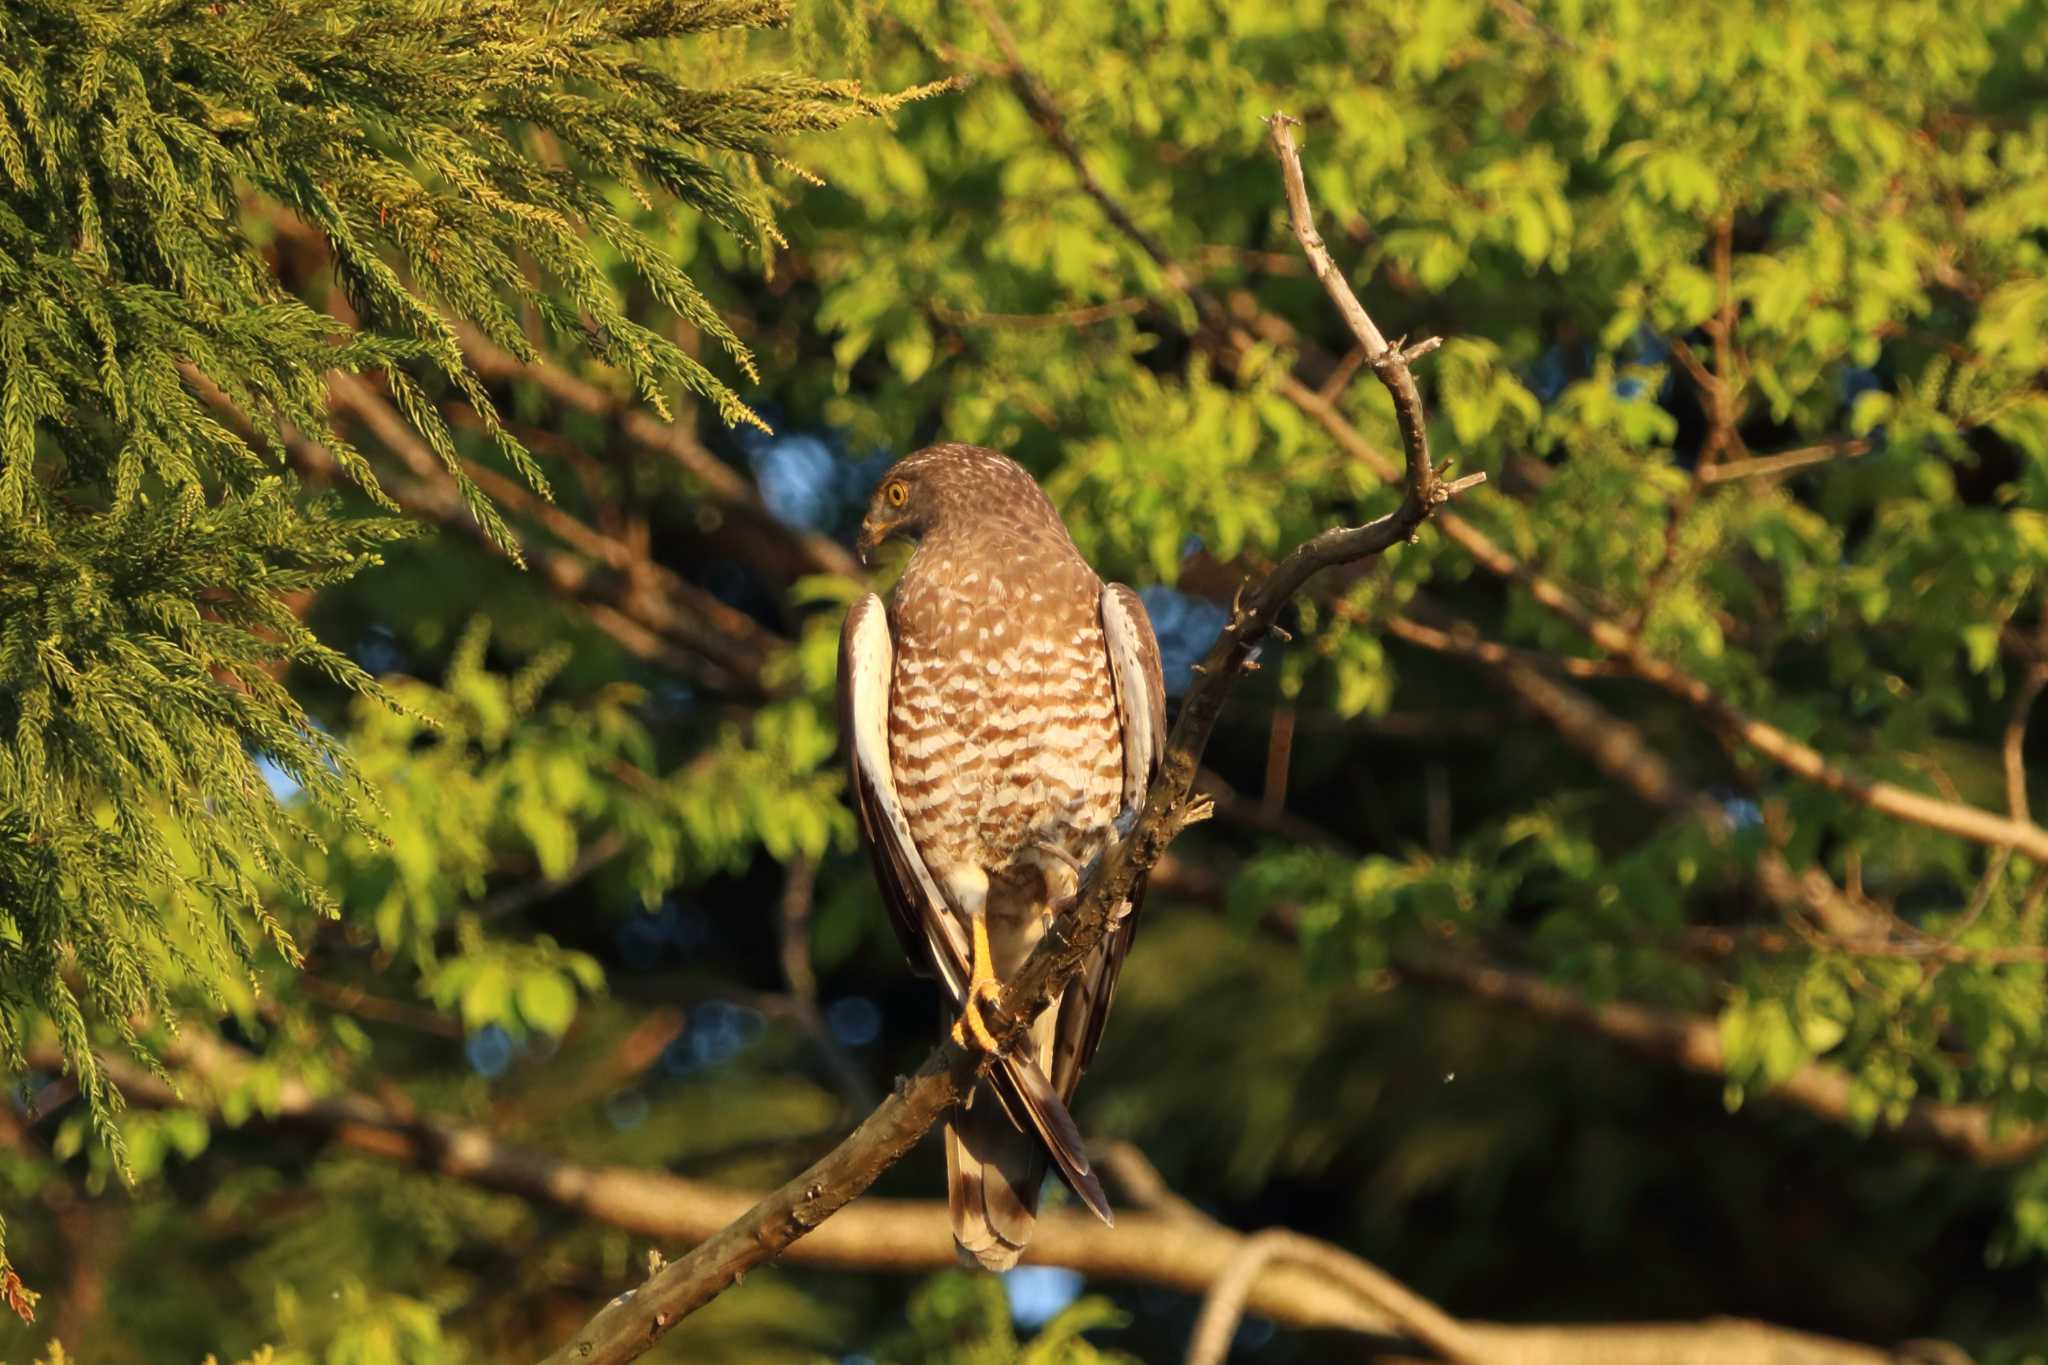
[1052,583,1169,1098]
[839,592,1110,1222]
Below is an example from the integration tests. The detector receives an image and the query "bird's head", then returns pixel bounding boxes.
[855,464,931,567]
[856,444,1067,567]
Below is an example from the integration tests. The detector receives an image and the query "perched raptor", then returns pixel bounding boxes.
[837,444,1166,1270]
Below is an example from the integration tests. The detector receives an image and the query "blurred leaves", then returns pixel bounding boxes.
[879,1271,1138,1365]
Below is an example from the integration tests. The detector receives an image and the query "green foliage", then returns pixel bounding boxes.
[0,0,921,1229]
[296,618,846,982]
[880,1272,1138,1365]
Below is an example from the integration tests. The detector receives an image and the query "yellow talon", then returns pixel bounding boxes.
[951,977,1004,1053]
[950,914,1005,1054]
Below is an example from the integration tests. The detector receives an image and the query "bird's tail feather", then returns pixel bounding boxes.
[946,1081,1048,1271]
[991,1051,1111,1223]
[946,1014,1112,1270]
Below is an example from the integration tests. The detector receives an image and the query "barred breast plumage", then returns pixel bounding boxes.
[888,532,1123,888]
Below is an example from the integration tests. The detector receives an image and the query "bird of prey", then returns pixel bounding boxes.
[837,444,1166,1270]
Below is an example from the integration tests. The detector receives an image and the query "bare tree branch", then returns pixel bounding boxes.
[1409,604,2048,967]
[297,975,465,1039]
[1695,439,1873,484]
[1383,612,1628,681]
[182,361,766,695]
[1168,627,2048,1160]
[476,833,629,923]
[325,372,782,691]
[2004,663,2045,829]
[1173,852,2047,1163]
[929,297,1148,331]
[776,856,877,1110]
[1268,113,1444,498]
[531,109,1480,1365]
[1394,622,2048,1153]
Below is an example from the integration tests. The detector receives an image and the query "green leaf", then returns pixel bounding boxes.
[516,971,578,1036]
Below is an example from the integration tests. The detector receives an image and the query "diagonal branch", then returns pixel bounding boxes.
[325,371,783,690]
[452,326,864,583]
[183,361,767,694]
[1392,947,2048,1165]
[532,113,1481,1365]
[1277,374,2048,864]
[1382,621,2048,1158]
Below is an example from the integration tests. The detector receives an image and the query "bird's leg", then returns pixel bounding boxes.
[950,910,1005,1054]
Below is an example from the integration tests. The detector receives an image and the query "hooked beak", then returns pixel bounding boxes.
[856,511,892,567]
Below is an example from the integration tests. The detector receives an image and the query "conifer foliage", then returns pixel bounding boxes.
[0,0,916,1280]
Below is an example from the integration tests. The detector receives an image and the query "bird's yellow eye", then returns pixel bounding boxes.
[885,481,908,508]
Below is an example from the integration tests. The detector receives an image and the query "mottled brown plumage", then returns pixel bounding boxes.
[838,443,1165,1270]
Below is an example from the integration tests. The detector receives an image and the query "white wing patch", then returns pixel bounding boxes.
[1100,584,1164,831]
[843,594,972,999]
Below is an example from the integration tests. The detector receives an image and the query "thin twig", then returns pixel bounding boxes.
[1261,705,1296,817]
[929,297,1147,330]
[964,0,1196,297]
[1486,0,1577,50]
[184,363,753,694]
[1696,439,1873,483]
[2005,665,2045,827]
[1266,113,1438,496]
[450,327,863,582]
[1384,612,1626,680]
[1195,767,1359,855]
[1923,662,2047,950]
[476,833,628,922]
[1317,343,1369,401]
[297,975,464,1039]
[326,373,779,690]
[777,857,822,1007]
[1394,947,2047,1164]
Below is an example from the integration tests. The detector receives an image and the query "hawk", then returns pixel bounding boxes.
[837,443,1166,1270]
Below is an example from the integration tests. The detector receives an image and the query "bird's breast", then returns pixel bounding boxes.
[887,568,1124,881]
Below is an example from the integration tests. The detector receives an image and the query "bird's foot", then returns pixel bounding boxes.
[950,975,1005,1054]
[1039,890,1078,931]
